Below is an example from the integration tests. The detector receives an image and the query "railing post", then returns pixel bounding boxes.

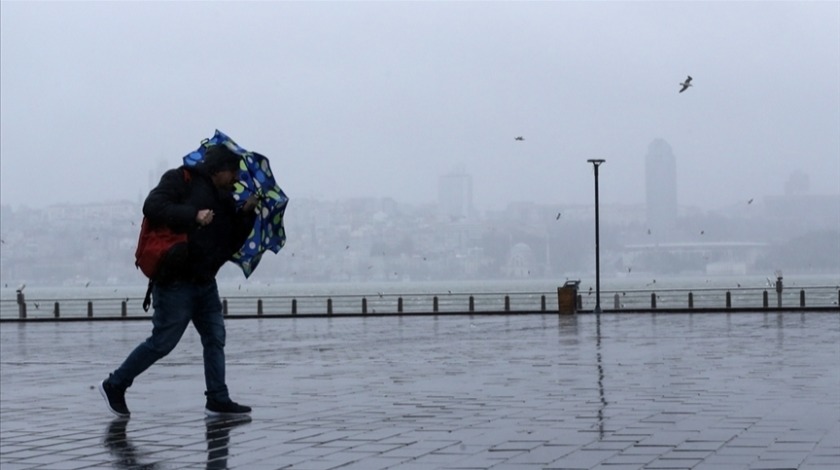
[614,293,620,310]
[504,295,510,312]
[362,297,367,314]
[257,299,263,316]
[327,298,333,315]
[726,291,732,309]
[775,277,783,308]
[650,293,657,309]
[54,301,61,318]
[291,298,297,315]
[87,301,93,318]
[763,290,769,309]
[121,301,127,317]
[688,292,694,309]
[800,289,805,308]
[469,296,474,312]
[541,295,546,311]
[16,290,26,319]
[433,296,439,313]
[576,294,582,310]
[397,297,403,313]
[222,299,228,316]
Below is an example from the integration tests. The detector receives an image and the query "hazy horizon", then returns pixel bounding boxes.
[2,1,839,211]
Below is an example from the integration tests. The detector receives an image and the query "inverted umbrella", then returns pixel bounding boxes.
[183,130,288,277]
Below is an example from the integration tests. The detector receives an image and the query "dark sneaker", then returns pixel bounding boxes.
[98,380,130,417]
[205,399,251,417]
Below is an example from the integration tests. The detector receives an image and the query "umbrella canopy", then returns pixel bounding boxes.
[183,130,288,277]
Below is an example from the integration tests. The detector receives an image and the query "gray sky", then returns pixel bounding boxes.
[1,1,838,211]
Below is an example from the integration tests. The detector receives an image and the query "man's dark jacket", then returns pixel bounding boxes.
[143,165,255,283]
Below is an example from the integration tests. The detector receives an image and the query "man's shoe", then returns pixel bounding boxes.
[205,399,251,417]
[98,380,130,417]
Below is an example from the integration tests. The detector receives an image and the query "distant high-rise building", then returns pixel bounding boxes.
[438,168,474,221]
[645,139,677,238]
[148,159,169,193]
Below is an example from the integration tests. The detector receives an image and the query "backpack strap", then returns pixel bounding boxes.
[142,280,154,312]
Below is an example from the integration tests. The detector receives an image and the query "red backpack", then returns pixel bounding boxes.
[135,169,191,310]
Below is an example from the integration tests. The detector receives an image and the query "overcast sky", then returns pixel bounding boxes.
[1,1,838,211]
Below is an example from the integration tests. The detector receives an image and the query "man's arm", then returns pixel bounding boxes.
[229,196,258,254]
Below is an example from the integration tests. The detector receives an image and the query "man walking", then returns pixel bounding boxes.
[99,144,256,417]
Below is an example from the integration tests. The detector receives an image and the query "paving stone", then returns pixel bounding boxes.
[0,312,838,469]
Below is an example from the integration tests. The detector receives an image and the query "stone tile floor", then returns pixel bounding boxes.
[1,312,838,469]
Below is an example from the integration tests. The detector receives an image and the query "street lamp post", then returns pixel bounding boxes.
[587,159,605,314]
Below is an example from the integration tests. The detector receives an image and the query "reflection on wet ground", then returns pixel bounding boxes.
[1,312,838,469]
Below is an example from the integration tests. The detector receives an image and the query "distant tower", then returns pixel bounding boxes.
[438,167,474,221]
[148,159,169,193]
[645,139,677,238]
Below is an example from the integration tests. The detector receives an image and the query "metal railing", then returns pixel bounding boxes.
[1,285,838,321]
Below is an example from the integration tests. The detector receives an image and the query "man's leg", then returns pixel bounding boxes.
[193,281,250,415]
[104,283,193,394]
[191,281,229,402]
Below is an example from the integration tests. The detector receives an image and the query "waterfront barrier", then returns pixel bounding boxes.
[2,285,838,321]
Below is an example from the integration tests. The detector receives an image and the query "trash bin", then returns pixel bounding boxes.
[558,280,580,314]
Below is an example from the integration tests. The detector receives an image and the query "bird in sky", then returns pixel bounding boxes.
[748,198,754,204]
[679,75,693,93]
[555,212,562,220]
[515,136,525,141]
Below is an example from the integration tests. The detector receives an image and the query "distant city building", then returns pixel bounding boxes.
[763,193,840,231]
[504,242,535,278]
[645,139,678,239]
[148,159,169,193]
[438,168,474,221]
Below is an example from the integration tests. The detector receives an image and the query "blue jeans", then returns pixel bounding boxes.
[107,280,230,402]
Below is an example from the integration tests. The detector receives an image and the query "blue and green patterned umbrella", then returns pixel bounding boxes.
[183,130,288,277]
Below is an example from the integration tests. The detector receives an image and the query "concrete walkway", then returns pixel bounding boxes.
[1,312,838,469]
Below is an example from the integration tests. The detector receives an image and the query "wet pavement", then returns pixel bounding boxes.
[1,311,838,469]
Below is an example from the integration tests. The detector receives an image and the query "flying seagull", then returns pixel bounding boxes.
[515,136,524,141]
[679,75,693,93]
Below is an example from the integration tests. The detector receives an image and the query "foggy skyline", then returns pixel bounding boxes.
[1,1,839,211]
